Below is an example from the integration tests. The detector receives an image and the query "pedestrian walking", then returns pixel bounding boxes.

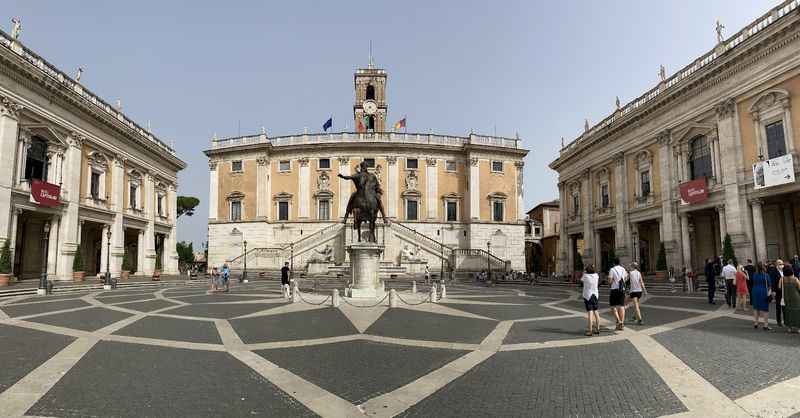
[735,264,750,312]
[792,255,800,277]
[424,265,431,285]
[683,267,694,293]
[581,264,601,336]
[221,263,230,292]
[768,260,786,326]
[628,262,646,325]
[209,266,219,292]
[744,259,756,307]
[780,266,800,333]
[722,259,737,308]
[608,258,628,330]
[281,261,291,299]
[704,258,716,305]
[752,262,772,330]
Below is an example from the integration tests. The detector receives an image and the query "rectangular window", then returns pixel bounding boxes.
[446,201,457,221]
[278,201,289,221]
[130,184,138,209]
[318,200,330,220]
[572,194,579,213]
[318,158,330,169]
[157,195,164,216]
[90,172,100,199]
[600,183,609,208]
[406,200,418,221]
[491,161,504,172]
[230,201,242,221]
[364,158,375,168]
[641,171,651,196]
[406,158,418,170]
[492,201,504,222]
[534,227,541,236]
[279,160,291,172]
[766,120,786,159]
[231,160,243,172]
[445,160,456,172]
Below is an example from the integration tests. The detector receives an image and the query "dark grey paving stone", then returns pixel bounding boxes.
[555,298,611,313]
[7,292,93,304]
[645,297,718,311]
[114,316,222,344]
[441,302,564,321]
[447,295,559,304]
[366,308,496,344]
[26,341,316,418]
[231,308,358,344]
[162,303,289,319]
[115,299,177,312]
[96,289,156,297]
[503,317,617,344]
[653,316,800,399]
[0,324,75,393]
[398,341,686,418]
[600,306,700,329]
[95,293,156,304]
[173,294,273,304]
[256,340,467,404]
[1,299,90,318]
[27,307,132,332]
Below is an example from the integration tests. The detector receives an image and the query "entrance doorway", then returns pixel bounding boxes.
[635,220,660,273]
[13,211,50,280]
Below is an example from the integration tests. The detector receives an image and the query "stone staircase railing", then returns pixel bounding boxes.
[452,248,509,273]
[389,222,453,262]
[228,223,344,269]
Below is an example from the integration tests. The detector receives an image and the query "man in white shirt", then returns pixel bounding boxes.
[608,258,628,330]
[722,260,737,308]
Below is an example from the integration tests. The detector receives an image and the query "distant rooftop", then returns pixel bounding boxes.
[0,28,177,157]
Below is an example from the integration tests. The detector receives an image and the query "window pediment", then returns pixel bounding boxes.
[401,189,421,199]
[314,190,334,199]
[441,192,463,201]
[274,191,293,201]
[487,191,508,201]
[674,123,716,145]
[227,191,245,201]
[750,89,790,115]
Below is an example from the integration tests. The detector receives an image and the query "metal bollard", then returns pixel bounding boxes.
[440,283,446,299]
[332,289,340,307]
[430,284,438,303]
[292,281,300,303]
[389,289,398,308]
[412,281,417,294]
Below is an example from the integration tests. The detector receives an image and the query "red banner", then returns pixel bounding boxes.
[679,177,708,204]
[30,180,61,207]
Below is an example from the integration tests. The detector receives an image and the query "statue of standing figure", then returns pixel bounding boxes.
[10,17,22,40]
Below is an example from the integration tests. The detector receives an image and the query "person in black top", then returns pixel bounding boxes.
[744,259,756,307]
[704,258,716,304]
[281,262,291,299]
[767,260,785,326]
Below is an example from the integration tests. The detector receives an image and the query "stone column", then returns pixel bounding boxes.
[782,97,795,155]
[165,183,179,274]
[256,157,268,219]
[56,133,84,280]
[100,223,110,276]
[0,96,23,243]
[338,157,350,219]
[298,157,310,219]
[143,172,156,275]
[630,222,639,262]
[566,235,575,275]
[47,215,60,278]
[750,199,767,262]
[469,157,480,220]
[657,131,678,266]
[715,98,748,252]
[613,153,629,263]
[711,137,721,184]
[515,161,525,221]
[426,158,438,219]
[716,205,727,246]
[137,229,145,274]
[581,170,593,264]
[8,209,20,270]
[208,161,218,220]
[110,157,125,277]
[680,213,692,271]
[265,160,272,221]
[783,205,797,258]
[557,182,569,275]
[387,156,398,218]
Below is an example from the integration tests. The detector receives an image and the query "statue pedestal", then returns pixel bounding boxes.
[347,242,384,298]
[306,261,330,275]
[401,260,427,274]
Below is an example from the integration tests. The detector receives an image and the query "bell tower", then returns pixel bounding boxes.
[353,55,387,132]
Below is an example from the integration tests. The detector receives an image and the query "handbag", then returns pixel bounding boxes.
[766,275,774,303]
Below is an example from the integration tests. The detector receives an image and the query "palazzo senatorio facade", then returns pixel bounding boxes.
[0,27,185,281]
[205,63,528,275]
[550,0,800,277]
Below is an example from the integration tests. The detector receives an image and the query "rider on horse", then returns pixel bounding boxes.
[338,160,388,227]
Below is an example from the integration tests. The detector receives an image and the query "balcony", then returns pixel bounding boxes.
[83,196,110,211]
[634,193,656,208]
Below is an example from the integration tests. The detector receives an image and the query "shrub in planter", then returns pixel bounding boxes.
[655,243,667,279]
[153,254,162,280]
[0,240,12,286]
[72,246,86,281]
[121,252,132,280]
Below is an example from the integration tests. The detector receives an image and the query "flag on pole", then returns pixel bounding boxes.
[322,117,333,132]
[393,117,406,131]
[356,117,365,133]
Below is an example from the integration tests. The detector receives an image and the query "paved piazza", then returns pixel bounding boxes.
[0,282,798,417]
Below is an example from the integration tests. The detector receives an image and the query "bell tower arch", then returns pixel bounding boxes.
[354,57,387,132]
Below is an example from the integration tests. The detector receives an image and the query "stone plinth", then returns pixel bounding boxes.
[401,260,427,274]
[306,261,330,275]
[347,242,384,298]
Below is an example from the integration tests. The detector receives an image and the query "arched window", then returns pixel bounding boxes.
[25,137,48,181]
[366,84,375,100]
[688,135,712,180]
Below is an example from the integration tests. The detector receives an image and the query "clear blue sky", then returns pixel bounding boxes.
[6,0,776,248]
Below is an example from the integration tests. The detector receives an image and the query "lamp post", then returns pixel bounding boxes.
[241,240,247,283]
[440,227,445,282]
[104,227,112,288]
[38,221,51,295]
[486,241,492,282]
[290,242,294,280]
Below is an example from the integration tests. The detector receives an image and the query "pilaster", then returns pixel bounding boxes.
[581,169,593,263]
[469,157,480,220]
[426,157,438,219]
[256,157,269,219]
[715,98,747,248]
[298,157,310,219]
[387,156,398,218]
[110,156,125,277]
[208,160,218,220]
[56,133,84,280]
[338,156,350,219]
[515,161,525,221]
[613,152,630,263]
[0,95,22,243]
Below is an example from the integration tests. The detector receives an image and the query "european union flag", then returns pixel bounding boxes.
[322,117,333,132]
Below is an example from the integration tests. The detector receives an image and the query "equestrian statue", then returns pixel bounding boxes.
[339,160,388,242]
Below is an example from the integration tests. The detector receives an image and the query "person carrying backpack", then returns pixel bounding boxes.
[608,258,628,330]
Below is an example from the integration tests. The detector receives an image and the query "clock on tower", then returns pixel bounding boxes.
[354,61,387,132]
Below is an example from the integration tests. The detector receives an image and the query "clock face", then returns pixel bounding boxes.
[363,100,378,115]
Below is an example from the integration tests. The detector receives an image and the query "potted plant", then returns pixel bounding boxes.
[0,240,12,286]
[655,243,667,280]
[722,233,736,266]
[152,253,162,281]
[121,251,131,281]
[72,246,85,281]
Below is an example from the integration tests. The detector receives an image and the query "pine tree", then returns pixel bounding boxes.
[72,246,84,272]
[722,233,736,265]
[656,243,667,271]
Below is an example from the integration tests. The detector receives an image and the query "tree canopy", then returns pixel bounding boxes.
[177,196,200,218]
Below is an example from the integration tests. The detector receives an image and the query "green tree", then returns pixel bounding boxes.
[72,246,84,272]
[155,251,163,271]
[176,241,194,271]
[722,233,736,265]
[122,250,132,272]
[0,240,11,274]
[656,243,668,271]
[176,196,200,218]
[574,254,584,272]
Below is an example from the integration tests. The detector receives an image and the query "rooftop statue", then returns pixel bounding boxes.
[10,17,21,40]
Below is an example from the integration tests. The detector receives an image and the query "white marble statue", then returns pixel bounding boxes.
[11,17,21,40]
[715,19,725,43]
[310,244,333,263]
[75,67,83,82]
[659,65,666,82]
[400,244,419,262]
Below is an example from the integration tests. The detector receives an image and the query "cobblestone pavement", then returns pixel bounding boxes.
[1,281,799,417]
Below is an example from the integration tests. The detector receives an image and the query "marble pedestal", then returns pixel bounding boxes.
[347,242,384,298]
[306,261,331,275]
[401,260,427,274]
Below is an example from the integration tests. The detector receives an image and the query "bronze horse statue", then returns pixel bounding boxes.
[339,160,388,242]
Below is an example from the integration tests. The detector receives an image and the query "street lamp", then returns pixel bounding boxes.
[439,227,445,282]
[104,227,112,288]
[38,221,51,295]
[486,241,492,282]
[290,242,294,280]
[241,240,247,283]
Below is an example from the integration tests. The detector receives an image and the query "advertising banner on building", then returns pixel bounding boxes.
[753,154,795,190]
[30,180,61,207]
[679,177,708,204]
